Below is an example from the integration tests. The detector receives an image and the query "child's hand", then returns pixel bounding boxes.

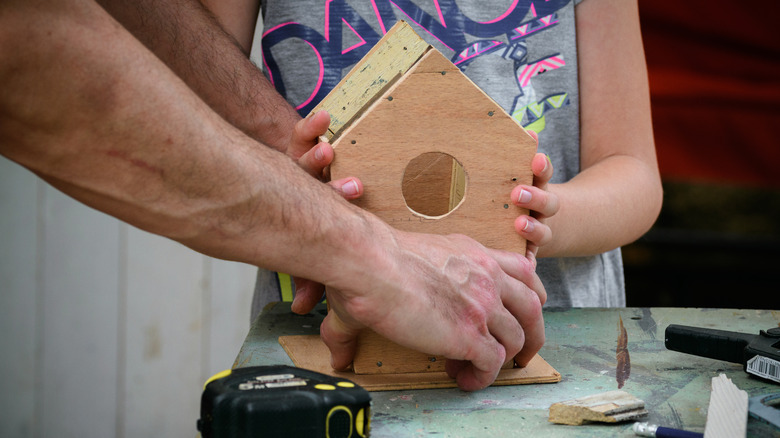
[511,131,560,265]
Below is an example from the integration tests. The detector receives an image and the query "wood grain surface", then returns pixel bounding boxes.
[279,334,560,391]
[330,48,536,253]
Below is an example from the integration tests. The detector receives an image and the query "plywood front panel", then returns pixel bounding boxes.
[331,49,536,254]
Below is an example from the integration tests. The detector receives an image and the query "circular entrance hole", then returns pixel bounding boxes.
[402,152,467,218]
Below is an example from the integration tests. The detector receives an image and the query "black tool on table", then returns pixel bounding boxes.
[197,365,371,438]
[664,324,780,383]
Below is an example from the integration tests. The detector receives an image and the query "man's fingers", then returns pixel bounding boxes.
[484,248,547,305]
[513,315,545,367]
[499,276,544,338]
[449,340,505,391]
[445,282,541,390]
[290,277,325,315]
[290,110,333,177]
[296,142,333,178]
[454,364,499,391]
[481,248,546,369]
[495,269,545,367]
[320,308,362,370]
[292,110,330,150]
[444,358,468,380]
[487,307,526,362]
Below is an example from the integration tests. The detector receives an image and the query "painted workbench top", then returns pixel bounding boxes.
[235,304,779,437]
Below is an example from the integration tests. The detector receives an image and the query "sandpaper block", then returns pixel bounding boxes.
[548,390,648,425]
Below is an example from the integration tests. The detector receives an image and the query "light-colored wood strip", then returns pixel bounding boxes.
[704,374,748,438]
[449,158,467,212]
[309,21,430,141]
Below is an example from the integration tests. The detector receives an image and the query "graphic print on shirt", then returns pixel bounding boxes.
[261,0,571,133]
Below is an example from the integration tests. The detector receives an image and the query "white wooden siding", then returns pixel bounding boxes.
[0,156,256,437]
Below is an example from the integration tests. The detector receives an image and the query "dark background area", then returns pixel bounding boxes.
[623,1,780,310]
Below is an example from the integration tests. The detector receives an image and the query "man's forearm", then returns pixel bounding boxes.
[1,2,548,392]
[0,1,368,281]
[200,0,260,53]
[96,0,300,151]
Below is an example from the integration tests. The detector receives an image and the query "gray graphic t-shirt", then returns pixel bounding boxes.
[250,0,625,317]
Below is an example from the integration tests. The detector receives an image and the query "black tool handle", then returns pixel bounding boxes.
[664,324,756,365]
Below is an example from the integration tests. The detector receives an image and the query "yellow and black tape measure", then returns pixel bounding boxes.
[197,365,371,438]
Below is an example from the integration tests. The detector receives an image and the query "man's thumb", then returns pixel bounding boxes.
[319,309,362,370]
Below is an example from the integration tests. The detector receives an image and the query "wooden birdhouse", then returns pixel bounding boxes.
[279,21,558,389]
[314,21,536,254]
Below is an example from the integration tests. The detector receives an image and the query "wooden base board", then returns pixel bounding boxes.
[279,335,561,391]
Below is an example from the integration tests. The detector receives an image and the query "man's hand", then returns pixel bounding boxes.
[285,110,364,312]
[285,110,363,198]
[287,110,333,179]
[511,131,560,265]
[319,230,546,391]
